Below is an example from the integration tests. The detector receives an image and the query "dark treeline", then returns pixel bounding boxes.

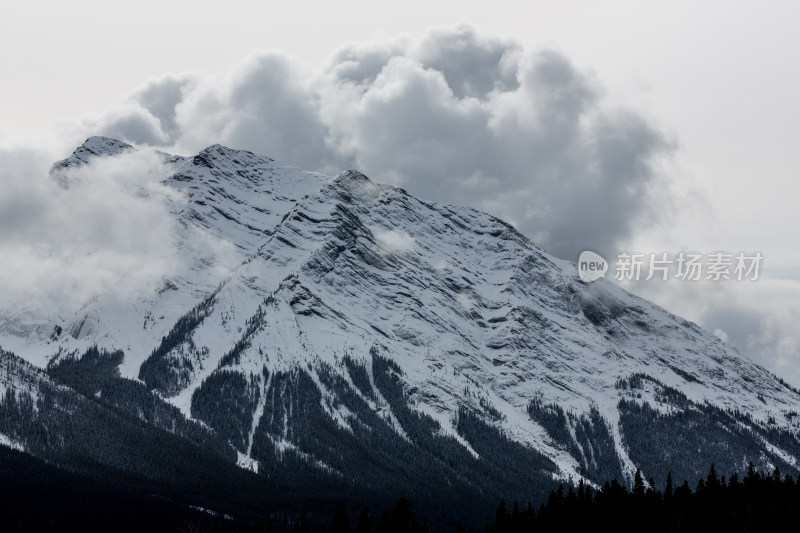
[8,459,800,532]
[217,464,800,533]
[288,500,431,533]
[490,463,800,533]
[277,464,800,533]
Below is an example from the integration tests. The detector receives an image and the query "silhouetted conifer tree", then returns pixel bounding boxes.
[665,472,674,502]
[354,509,373,533]
[331,502,351,533]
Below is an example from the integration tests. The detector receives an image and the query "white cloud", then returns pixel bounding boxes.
[91,103,173,146]
[0,148,184,316]
[631,277,800,387]
[373,229,415,255]
[456,291,475,310]
[67,25,674,261]
[2,24,798,386]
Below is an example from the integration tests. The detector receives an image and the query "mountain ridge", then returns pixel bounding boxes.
[1,137,799,516]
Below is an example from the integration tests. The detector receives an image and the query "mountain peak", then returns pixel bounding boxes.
[66,136,134,163]
[191,144,273,170]
[80,136,134,154]
[334,169,370,184]
[49,136,135,180]
[330,169,390,200]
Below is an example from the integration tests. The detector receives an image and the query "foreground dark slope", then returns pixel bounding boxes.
[0,444,229,533]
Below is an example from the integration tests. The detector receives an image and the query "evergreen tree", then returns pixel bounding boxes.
[331,502,351,533]
[495,500,508,532]
[745,461,758,485]
[354,509,373,533]
[665,472,674,502]
[390,498,420,533]
[565,486,578,511]
[707,464,720,490]
[511,501,520,526]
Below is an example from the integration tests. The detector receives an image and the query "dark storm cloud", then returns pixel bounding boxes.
[80,25,675,260]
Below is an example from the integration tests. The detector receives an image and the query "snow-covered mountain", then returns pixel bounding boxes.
[2,137,800,508]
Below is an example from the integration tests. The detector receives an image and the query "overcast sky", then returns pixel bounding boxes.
[2,0,799,383]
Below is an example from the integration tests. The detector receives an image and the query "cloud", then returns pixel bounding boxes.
[700,280,800,386]
[413,25,522,99]
[373,229,416,255]
[319,27,675,260]
[631,278,800,387]
[74,75,195,148]
[69,24,674,261]
[131,74,194,139]
[455,290,475,310]
[0,148,184,317]
[174,53,335,171]
[4,24,797,386]
[91,104,173,146]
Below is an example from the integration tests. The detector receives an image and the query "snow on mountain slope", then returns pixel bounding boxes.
[168,165,800,481]
[3,137,800,492]
[0,138,329,376]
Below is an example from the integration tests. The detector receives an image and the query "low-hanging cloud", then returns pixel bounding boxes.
[631,277,800,387]
[374,228,416,256]
[0,148,184,318]
[697,281,800,386]
[82,24,674,261]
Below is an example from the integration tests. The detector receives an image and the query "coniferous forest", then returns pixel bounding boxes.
[6,456,800,532]
[294,465,800,533]
[488,464,800,533]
